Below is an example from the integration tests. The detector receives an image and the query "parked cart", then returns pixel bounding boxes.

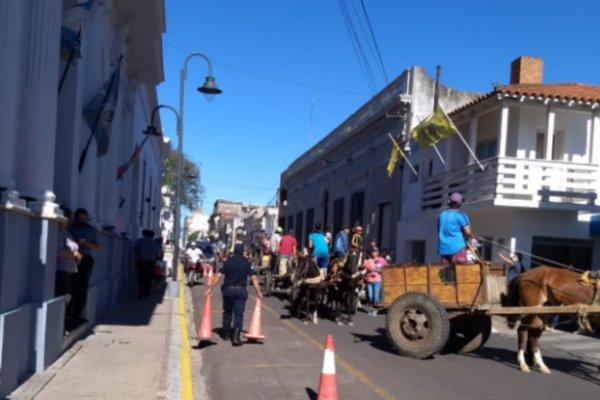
[382,262,600,359]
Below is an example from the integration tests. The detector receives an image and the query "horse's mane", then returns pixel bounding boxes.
[297,256,321,279]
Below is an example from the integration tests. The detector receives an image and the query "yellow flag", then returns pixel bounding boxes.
[409,106,457,149]
[386,135,405,177]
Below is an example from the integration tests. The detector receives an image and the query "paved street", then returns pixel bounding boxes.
[189,282,600,400]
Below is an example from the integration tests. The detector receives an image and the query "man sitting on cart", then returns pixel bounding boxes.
[438,192,472,264]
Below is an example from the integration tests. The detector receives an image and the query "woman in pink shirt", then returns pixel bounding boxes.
[363,249,387,316]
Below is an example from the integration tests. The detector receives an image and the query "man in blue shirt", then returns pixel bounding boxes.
[206,243,262,346]
[68,208,99,322]
[308,223,329,279]
[438,192,472,264]
[333,224,350,258]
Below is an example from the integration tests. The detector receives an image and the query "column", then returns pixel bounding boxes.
[591,111,600,165]
[498,102,509,157]
[0,1,26,191]
[14,0,62,208]
[468,117,478,164]
[545,106,555,161]
[54,54,85,208]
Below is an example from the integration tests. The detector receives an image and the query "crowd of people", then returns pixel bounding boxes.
[250,222,393,316]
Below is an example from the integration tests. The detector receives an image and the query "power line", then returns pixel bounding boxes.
[360,0,389,83]
[337,0,378,94]
[164,41,367,96]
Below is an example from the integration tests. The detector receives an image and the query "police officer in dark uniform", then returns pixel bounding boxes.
[205,243,262,346]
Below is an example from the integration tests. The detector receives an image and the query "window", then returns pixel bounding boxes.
[536,132,545,159]
[295,212,304,248]
[410,240,426,263]
[287,215,294,231]
[476,140,497,160]
[305,208,314,237]
[350,191,365,226]
[333,197,344,234]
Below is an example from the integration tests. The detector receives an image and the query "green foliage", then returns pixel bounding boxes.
[162,144,205,213]
[187,230,201,242]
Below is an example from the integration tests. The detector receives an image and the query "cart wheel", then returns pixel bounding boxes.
[386,292,450,359]
[262,271,272,297]
[443,315,492,354]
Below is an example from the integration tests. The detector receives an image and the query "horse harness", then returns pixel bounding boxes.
[579,271,600,304]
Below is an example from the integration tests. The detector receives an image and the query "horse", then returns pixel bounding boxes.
[508,266,600,374]
[289,255,324,324]
[328,249,364,326]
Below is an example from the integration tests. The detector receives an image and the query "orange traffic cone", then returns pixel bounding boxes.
[197,294,213,340]
[206,267,214,286]
[317,335,337,400]
[244,297,265,341]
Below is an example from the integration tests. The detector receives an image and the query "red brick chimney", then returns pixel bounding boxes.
[510,56,543,84]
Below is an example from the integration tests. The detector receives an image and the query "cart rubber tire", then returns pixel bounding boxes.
[386,292,450,359]
[443,315,492,354]
[262,271,272,297]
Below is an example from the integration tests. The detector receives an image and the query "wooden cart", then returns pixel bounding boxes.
[382,262,600,359]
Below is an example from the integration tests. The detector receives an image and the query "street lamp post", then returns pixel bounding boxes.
[171,52,222,295]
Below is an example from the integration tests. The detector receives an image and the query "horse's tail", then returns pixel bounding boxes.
[502,276,522,329]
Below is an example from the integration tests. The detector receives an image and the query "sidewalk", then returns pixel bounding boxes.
[8,282,183,400]
[492,316,600,364]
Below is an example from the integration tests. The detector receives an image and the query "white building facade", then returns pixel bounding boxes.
[185,209,210,240]
[0,0,166,395]
[397,57,600,270]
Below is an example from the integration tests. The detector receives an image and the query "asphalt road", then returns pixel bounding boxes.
[189,281,599,400]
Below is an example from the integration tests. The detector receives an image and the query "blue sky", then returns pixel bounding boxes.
[156,0,600,215]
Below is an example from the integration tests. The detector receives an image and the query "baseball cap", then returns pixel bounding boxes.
[449,192,463,205]
[276,227,283,233]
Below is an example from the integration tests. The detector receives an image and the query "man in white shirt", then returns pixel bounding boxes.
[185,242,204,283]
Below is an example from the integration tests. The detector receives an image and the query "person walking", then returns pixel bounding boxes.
[134,229,159,299]
[308,223,329,279]
[205,243,263,346]
[350,224,364,252]
[438,192,472,264]
[68,208,99,323]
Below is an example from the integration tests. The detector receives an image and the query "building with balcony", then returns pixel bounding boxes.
[279,66,478,252]
[397,56,600,270]
[0,0,166,395]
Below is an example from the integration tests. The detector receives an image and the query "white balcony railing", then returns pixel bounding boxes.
[421,157,600,211]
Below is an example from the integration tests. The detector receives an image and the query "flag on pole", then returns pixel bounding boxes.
[409,106,457,149]
[82,61,121,157]
[386,133,419,178]
[386,144,403,177]
[116,136,149,180]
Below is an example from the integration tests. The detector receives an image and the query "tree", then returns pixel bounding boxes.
[187,230,201,242]
[162,144,205,213]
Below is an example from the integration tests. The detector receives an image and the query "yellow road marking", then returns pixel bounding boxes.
[179,270,194,400]
[214,363,320,369]
[261,301,397,400]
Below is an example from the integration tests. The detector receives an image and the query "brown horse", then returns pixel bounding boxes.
[511,266,600,374]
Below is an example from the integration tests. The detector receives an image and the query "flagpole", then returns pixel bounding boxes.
[441,107,485,171]
[58,25,82,94]
[388,133,418,177]
[78,55,123,172]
